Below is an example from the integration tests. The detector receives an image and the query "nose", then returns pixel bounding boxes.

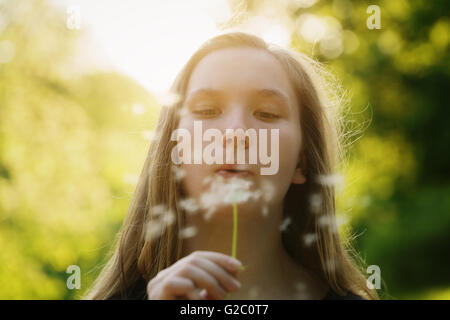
[223,134,250,149]
[221,106,250,150]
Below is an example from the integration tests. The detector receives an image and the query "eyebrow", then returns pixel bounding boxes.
[185,88,290,106]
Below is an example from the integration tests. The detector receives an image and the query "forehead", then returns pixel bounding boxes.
[186,47,297,105]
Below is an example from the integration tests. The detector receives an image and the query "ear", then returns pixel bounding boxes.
[291,153,307,185]
[292,167,306,184]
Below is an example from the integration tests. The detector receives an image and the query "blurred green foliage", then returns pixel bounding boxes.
[0,0,449,299]
[0,0,159,299]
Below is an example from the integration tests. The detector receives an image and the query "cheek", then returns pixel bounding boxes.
[179,164,204,198]
[278,122,302,170]
[267,123,301,193]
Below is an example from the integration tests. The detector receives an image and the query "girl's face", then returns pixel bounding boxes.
[177,47,306,214]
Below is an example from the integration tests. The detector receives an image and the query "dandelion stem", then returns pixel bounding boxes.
[232,202,238,259]
[226,202,238,300]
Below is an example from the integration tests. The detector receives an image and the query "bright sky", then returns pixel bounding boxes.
[54,0,292,96]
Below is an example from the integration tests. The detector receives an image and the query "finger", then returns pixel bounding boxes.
[194,251,243,274]
[185,287,205,300]
[178,264,227,300]
[192,257,241,293]
[156,277,196,300]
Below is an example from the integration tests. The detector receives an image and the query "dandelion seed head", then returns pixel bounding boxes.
[279,217,292,232]
[179,225,198,239]
[303,233,318,246]
[200,175,255,208]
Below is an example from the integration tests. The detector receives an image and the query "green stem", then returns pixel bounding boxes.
[226,202,238,300]
[232,202,238,259]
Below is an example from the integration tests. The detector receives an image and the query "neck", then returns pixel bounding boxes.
[181,203,328,299]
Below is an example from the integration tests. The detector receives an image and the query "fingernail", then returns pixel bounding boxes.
[240,265,246,271]
[232,279,241,289]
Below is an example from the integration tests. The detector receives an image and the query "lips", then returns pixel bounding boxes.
[215,165,253,178]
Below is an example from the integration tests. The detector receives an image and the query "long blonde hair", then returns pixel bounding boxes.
[85,32,379,300]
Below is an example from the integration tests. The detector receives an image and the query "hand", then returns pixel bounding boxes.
[146,250,242,300]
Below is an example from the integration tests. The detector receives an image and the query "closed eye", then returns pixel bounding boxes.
[254,111,280,121]
[192,107,221,117]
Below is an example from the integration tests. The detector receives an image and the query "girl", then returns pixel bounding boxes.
[85,32,378,300]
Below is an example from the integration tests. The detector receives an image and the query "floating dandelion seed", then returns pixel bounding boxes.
[279,217,292,232]
[145,206,176,241]
[141,130,154,141]
[132,103,145,115]
[317,214,348,233]
[315,174,345,187]
[145,221,163,242]
[156,91,182,109]
[318,215,331,227]
[260,179,275,202]
[303,233,318,246]
[295,282,306,291]
[309,193,322,214]
[177,107,189,118]
[202,175,213,186]
[179,226,198,239]
[318,215,340,234]
[178,198,200,214]
[151,204,166,217]
[360,195,371,208]
[123,173,138,185]
[172,166,186,181]
[203,206,218,221]
[294,282,311,300]
[248,286,259,299]
[161,211,175,226]
[262,205,269,217]
[335,215,348,229]
[325,259,337,272]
